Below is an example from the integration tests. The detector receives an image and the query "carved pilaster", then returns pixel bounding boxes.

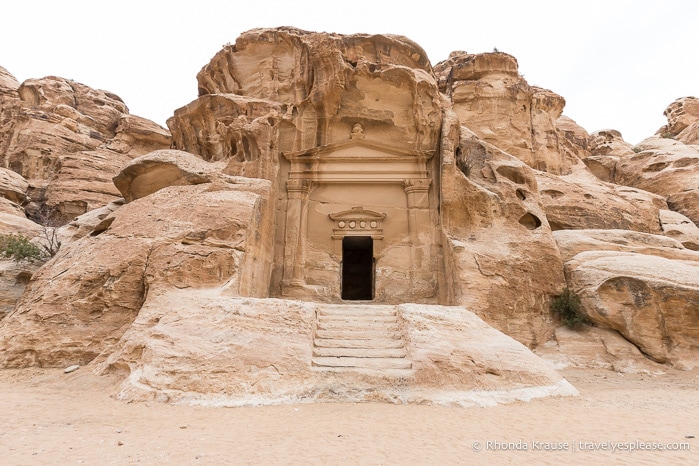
[403,178,431,209]
[283,179,313,288]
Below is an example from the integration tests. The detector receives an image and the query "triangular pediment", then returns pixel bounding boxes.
[283,138,434,161]
[329,206,386,221]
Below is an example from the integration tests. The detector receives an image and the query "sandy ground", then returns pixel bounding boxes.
[0,367,697,465]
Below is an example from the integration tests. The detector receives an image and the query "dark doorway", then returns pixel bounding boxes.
[341,236,374,300]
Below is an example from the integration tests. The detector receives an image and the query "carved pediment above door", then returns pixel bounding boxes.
[329,206,385,241]
[329,206,385,257]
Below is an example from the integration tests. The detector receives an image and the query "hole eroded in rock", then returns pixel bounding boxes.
[496,165,527,184]
[519,213,542,230]
[542,189,565,199]
[644,162,668,172]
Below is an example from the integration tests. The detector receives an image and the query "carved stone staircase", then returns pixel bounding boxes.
[311,305,413,373]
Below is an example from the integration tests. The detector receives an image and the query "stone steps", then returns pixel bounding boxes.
[314,329,404,340]
[316,321,400,331]
[312,356,413,370]
[311,305,412,373]
[313,338,405,349]
[318,308,396,317]
[313,346,407,358]
[319,314,398,323]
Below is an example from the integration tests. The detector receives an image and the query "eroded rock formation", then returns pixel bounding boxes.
[0,71,171,222]
[435,52,581,175]
[0,179,274,367]
[1,27,699,406]
[554,229,699,369]
[441,126,565,346]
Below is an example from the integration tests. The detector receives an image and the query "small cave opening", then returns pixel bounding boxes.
[496,165,527,184]
[519,213,542,230]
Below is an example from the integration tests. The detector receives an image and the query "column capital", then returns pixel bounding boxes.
[287,179,313,194]
[403,178,431,194]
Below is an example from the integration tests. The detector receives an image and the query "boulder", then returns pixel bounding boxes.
[113,149,227,202]
[554,229,699,368]
[535,326,665,374]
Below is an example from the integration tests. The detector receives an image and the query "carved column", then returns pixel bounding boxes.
[283,179,312,288]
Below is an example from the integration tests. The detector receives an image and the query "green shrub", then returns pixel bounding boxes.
[551,288,590,329]
[0,233,44,263]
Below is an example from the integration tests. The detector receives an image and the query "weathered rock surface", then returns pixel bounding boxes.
[660,96,699,144]
[0,66,19,96]
[584,129,634,182]
[168,95,282,181]
[535,326,665,374]
[96,291,577,407]
[113,149,227,202]
[179,28,441,170]
[554,229,699,369]
[660,209,699,251]
[0,179,275,368]
[536,162,665,233]
[441,124,565,347]
[613,137,699,226]
[435,52,578,174]
[0,72,172,222]
[0,260,40,320]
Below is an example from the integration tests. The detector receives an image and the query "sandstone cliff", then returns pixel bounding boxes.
[0,69,171,223]
[0,28,698,407]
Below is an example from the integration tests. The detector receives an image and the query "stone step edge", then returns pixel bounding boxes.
[313,338,405,349]
[313,347,407,358]
[312,356,413,370]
